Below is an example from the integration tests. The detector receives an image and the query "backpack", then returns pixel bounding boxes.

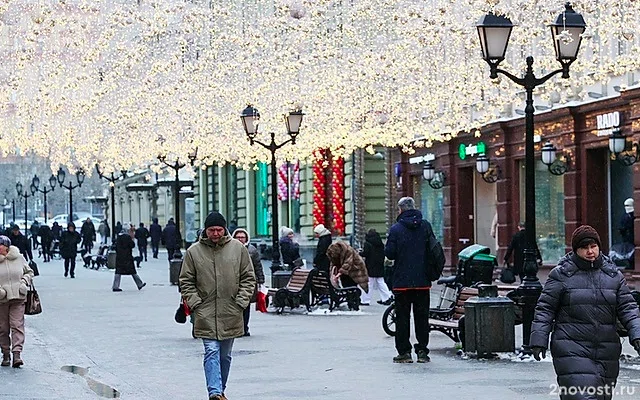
[424,222,446,282]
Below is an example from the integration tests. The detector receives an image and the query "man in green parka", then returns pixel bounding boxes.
[180,211,256,400]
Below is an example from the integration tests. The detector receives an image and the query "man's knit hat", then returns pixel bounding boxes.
[204,212,227,229]
[571,225,601,252]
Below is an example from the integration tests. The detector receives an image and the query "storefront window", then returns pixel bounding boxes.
[412,176,444,240]
[519,161,566,264]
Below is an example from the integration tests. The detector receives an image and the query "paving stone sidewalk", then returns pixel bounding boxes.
[1,253,639,399]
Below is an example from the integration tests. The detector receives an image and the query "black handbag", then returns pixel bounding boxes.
[25,283,42,315]
[29,260,39,277]
[500,266,516,284]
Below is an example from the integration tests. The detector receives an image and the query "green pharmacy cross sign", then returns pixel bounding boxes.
[459,141,487,160]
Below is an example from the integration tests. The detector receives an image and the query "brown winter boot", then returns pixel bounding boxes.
[12,352,23,368]
[1,352,10,367]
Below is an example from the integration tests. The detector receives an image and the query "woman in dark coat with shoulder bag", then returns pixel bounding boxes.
[530,225,640,399]
[360,229,393,306]
[112,224,146,292]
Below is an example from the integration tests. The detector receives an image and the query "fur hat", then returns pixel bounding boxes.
[0,235,11,248]
[625,198,634,214]
[571,225,601,252]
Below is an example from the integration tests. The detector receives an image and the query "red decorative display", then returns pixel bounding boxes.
[277,163,289,201]
[312,151,326,227]
[332,156,345,235]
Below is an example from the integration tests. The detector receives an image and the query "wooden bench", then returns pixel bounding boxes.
[309,269,361,311]
[429,286,521,343]
[270,268,313,314]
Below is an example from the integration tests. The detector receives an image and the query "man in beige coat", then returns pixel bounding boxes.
[179,212,255,400]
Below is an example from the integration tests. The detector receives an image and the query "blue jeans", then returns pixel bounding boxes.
[202,338,234,396]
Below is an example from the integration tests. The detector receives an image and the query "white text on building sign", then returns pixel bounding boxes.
[597,111,621,137]
[409,154,436,164]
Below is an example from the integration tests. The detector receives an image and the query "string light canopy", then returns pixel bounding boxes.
[0,1,636,170]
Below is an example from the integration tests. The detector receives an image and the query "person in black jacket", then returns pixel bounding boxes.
[51,222,62,241]
[162,218,181,260]
[135,222,150,262]
[8,225,32,262]
[60,222,81,278]
[279,226,300,268]
[530,225,640,398]
[80,218,96,253]
[360,229,393,306]
[313,224,332,273]
[503,222,542,282]
[149,217,162,259]
[38,224,53,262]
[384,197,432,364]
[29,220,40,250]
[112,223,146,292]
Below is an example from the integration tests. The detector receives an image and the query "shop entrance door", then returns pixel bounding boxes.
[609,157,633,248]
[585,148,610,253]
[456,167,475,256]
[475,173,498,254]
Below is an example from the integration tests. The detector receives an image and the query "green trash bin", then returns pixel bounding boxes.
[456,244,497,287]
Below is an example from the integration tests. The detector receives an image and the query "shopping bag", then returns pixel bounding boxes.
[25,283,42,315]
[255,285,268,313]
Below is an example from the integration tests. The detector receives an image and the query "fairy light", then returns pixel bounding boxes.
[0,1,638,169]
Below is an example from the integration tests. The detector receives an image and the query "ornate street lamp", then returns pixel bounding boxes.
[422,161,445,190]
[96,165,127,243]
[241,105,304,273]
[541,142,571,176]
[157,147,198,247]
[16,181,33,232]
[57,167,86,224]
[608,129,640,166]
[477,2,586,352]
[30,174,57,223]
[475,153,500,183]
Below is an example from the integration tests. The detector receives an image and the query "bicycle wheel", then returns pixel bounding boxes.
[382,304,396,337]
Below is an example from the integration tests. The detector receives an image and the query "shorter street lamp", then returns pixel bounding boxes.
[475,153,501,183]
[540,142,571,176]
[157,147,198,246]
[16,181,34,232]
[422,161,445,190]
[30,174,57,223]
[57,167,86,224]
[609,129,640,166]
[241,105,304,273]
[96,165,127,243]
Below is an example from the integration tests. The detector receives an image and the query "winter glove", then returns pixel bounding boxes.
[633,339,640,356]
[531,346,546,361]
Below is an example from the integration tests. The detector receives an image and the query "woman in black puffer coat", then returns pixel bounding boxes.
[530,225,640,399]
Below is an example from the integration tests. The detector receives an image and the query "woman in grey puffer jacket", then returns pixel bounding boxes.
[530,225,640,399]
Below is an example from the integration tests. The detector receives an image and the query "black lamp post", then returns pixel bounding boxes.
[16,181,34,232]
[158,148,198,247]
[477,3,586,352]
[30,174,57,223]
[96,165,127,243]
[56,167,86,224]
[240,105,304,271]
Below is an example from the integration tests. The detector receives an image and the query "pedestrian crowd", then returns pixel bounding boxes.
[2,198,640,400]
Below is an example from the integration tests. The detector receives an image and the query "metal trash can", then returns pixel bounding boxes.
[271,270,292,289]
[107,249,117,270]
[464,284,515,356]
[169,251,183,286]
[456,244,497,287]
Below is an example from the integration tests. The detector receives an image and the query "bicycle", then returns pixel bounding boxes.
[382,276,463,337]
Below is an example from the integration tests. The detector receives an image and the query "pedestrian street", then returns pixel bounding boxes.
[1,254,639,400]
